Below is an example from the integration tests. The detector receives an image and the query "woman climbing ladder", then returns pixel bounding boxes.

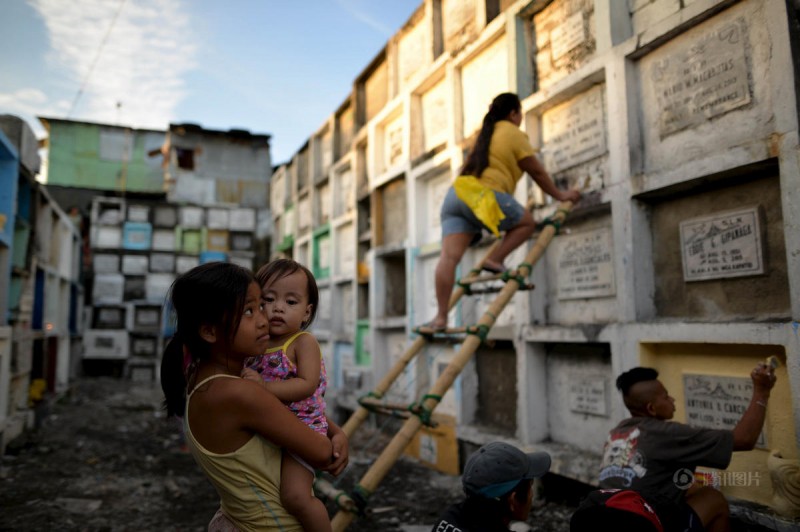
[427,92,581,331]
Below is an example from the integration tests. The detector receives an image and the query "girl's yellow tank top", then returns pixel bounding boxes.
[184,374,301,531]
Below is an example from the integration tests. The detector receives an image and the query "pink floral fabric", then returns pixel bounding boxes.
[246,332,328,435]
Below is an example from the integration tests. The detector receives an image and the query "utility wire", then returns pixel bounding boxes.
[66,0,127,118]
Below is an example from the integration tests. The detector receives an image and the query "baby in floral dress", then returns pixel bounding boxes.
[243,259,331,532]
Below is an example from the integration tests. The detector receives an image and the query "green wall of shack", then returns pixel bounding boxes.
[45,121,164,193]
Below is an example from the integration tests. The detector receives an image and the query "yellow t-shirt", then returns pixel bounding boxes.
[479,120,537,194]
[184,374,302,532]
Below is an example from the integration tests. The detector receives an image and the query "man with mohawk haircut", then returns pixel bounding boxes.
[597,364,776,532]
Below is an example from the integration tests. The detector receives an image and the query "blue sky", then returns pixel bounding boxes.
[0,0,420,163]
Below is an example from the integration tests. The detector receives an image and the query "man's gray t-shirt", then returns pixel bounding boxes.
[597,417,734,504]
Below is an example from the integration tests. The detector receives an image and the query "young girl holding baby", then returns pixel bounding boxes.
[160,262,347,531]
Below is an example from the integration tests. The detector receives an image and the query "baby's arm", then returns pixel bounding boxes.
[235,380,331,467]
[240,366,296,400]
[241,367,262,383]
[275,333,321,401]
[245,334,321,403]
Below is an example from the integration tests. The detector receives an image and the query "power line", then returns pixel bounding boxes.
[66,0,127,119]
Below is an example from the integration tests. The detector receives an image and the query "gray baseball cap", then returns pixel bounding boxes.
[462,442,551,498]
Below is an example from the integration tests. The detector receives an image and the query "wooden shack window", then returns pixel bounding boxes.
[175,147,194,170]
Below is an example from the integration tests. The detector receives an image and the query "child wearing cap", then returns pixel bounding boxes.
[431,441,551,531]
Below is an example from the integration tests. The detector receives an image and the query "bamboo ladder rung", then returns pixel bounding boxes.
[350,394,414,417]
[357,398,440,425]
[459,269,517,284]
[414,325,469,335]
[371,408,413,419]
[463,283,535,295]
[358,397,415,413]
[314,478,358,514]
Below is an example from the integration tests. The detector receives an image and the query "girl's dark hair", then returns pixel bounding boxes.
[255,259,319,329]
[160,262,254,417]
[461,92,521,177]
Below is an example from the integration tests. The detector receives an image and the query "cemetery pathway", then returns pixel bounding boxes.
[0,377,578,531]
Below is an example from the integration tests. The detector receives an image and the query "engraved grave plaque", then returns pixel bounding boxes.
[650,19,751,137]
[422,80,448,152]
[542,85,606,173]
[569,376,608,416]
[318,233,331,270]
[386,121,404,168]
[556,227,615,300]
[551,11,585,60]
[684,373,766,447]
[680,206,764,282]
[399,22,425,84]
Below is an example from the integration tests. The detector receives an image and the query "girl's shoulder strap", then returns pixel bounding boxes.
[188,373,239,397]
[281,330,311,352]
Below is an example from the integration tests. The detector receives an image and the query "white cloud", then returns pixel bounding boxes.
[0,88,70,138]
[334,0,395,37]
[0,88,48,112]
[29,0,197,130]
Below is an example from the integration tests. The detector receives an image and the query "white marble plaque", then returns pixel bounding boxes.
[318,182,331,224]
[385,121,404,168]
[550,11,585,60]
[556,227,615,300]
[568,377,608,416]
[272,173,285,212]
[387,333,415,404]
[297,197,310,231]
[684,373,766,447]
[282,208,294,239]
[651,19,751,137]
[336,223,355,275]
[422,79,448,152]
[318,286,331,320]
[318,232,331,270]
[399,20,426,84]
[542,85,606,173]
[461,36,507,135]
[334,167,353,217]
[427,171,450,234]
[321,130,333,169]
[680,206,764,281]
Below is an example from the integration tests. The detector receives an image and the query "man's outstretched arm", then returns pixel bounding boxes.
[732,361,777,451]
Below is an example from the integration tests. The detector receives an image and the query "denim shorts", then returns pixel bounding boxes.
[440,186,524,243]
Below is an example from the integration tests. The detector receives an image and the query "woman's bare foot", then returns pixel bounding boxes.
[481,259,506,274]
[424,317,447,331]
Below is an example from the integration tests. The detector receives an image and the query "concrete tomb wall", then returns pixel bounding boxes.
[650,172,789,320]
[545,213,617,325]
[474,341,518,435]
[545,343,612,453]
[531,0,596,92]
[460,34,509,137]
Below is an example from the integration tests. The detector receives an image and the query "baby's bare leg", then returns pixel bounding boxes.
[281,453,332,532]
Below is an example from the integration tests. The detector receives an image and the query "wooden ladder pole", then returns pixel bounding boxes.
[339,200,538,439]
[332,202,572,530]
[341,335,426,436]
[340,239,500,438]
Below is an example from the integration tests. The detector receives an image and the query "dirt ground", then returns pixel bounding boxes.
[0,377,578,531]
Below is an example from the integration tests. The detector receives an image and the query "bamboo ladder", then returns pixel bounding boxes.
[326,200,574,531]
